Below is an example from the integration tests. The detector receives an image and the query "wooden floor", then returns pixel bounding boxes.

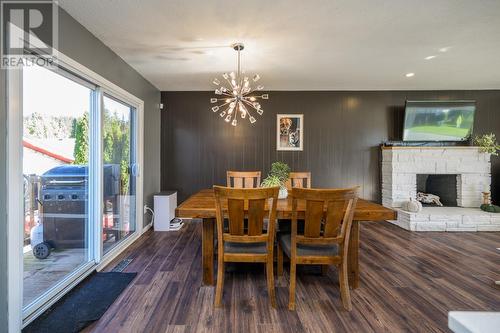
[85,220,500,333]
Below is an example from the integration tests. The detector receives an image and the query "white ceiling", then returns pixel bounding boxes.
[59,0,500,91]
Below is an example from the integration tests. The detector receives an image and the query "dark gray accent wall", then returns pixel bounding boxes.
[0,7,160,331]
[161,91,500,203]
[58,9,161,211]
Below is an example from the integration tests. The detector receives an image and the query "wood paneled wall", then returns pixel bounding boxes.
[161,91,500,203]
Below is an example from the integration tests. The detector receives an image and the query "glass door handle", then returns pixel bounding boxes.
[131,163,140,177]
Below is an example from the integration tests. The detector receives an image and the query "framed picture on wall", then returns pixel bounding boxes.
[277,114,303,151]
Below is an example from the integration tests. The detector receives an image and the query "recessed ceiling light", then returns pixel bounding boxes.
[405,72,415,77]
[439,47,450,53]
[425,55,436,60]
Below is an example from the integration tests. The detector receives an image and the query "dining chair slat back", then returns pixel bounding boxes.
[285,172,311,190]
[213,185,279,308]
[298,189,356,241]
[226,171,261,188]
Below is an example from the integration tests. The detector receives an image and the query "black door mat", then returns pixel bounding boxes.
[23,271,137,333]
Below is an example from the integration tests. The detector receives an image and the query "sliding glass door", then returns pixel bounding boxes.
[102,95,137,253]
[9,58,143,325]
[22,65,94,308]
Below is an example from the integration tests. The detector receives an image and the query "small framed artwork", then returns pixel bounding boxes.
[277,114,303,151]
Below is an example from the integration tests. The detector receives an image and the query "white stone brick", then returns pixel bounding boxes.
[415,222,446,231]
[388,219,414,231]
[393,174,417,184]
[460,174,490,184]
[446,226,478,232]
[382,150,393,162]
[397,152,413,162]
[477,225,500,232]
[429,214,462,223]
[462,215,491,225]
[457,163,490,174]
[445,162,460,173]
[490,216,500,225]
[381,162,393,174]
[480,153,491,162]
[435,162,447,173]
[458,200,482,208]
[415,162,438,173]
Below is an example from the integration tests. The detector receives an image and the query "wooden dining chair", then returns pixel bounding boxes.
[213,185,279,308]
[226,171,261,188]
[285,172,312,190]
[279,172,312,235]
[277,187,358,311]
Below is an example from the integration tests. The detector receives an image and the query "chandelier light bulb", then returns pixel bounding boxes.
[239,103,247,115]
[209,42,269,126]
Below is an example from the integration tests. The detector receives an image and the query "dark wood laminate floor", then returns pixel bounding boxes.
[85,221,500,333]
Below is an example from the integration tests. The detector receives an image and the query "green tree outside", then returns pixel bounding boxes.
[73,110,131,194]
[73,112,90,164]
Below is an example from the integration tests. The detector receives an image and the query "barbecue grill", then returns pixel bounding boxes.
[34,164,120,258]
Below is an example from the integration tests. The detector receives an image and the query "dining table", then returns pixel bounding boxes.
[175,189,397,288]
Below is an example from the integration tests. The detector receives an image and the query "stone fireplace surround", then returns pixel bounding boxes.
[382,146,499,231]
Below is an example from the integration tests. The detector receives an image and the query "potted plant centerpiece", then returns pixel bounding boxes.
[261,161,291,199]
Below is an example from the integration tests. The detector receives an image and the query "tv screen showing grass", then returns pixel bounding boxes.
[403,101,475,141]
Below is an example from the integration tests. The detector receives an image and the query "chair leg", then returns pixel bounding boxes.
[215,259,225,307]
[266,258,277,308]
[288,259,297,310]
[321,265,328,276]
[277,242,283,276]
[338,260,352,311]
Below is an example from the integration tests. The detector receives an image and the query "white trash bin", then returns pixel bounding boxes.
[153,191,177,231]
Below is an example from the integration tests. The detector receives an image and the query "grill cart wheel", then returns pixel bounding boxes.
[33,242,51,259]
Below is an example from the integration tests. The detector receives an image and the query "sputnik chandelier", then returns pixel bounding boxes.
[210,42,268,126]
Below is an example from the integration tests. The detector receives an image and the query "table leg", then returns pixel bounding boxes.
[348,220,360,289]
[202,218,215,285]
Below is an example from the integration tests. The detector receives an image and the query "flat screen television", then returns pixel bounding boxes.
[403,100,475,141]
